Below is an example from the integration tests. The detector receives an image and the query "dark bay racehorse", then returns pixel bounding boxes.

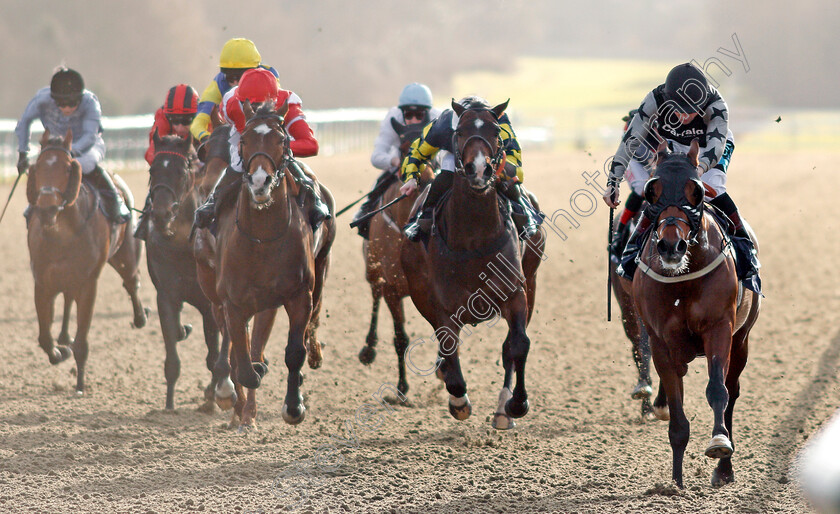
[633,140,760,488]
[145,132,223,410]
[26,129,148,393]
[358,119,434,394]
[401,100,545,430]
[194,102,336,429]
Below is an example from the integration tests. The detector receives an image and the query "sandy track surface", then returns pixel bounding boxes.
[0,150,837,513]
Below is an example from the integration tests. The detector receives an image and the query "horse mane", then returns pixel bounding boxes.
[43,135,66,148]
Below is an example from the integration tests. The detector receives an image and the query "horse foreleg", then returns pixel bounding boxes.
[712,331,748,487]
[201,307,221,405]
[383,290,410,395]
[158,292,183,410]
[359,283,382,366]
[281,292,312,425]
[651,335,689,488]
[306,248,330,370]
[108,237,149,329]
[57,293,74,347]
[504,304,531,422]
[493,332,516,430]
[224,303,260,390]
[213,305,236,411]
[703,322,735,461]
[436,320,470,421]
[238,309,277,430]
[72,280,98,395]
[34,283,70,365]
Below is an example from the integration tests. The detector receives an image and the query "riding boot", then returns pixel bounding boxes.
[710,193,761,294]
[616,214,652,280]
[501,183,541,239]
[404,170,453,242]
[193,166,243,229]
[88,165,130,224]
[352,170,399,239]
[289,161,331,230]
[610,191,644,261]
[133,194,152,240]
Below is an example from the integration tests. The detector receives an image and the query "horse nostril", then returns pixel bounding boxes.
[464,163,475,176]
[656,239,669,255]
[676,240,687,254]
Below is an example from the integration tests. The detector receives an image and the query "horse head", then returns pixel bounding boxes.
[451,98,509,192]
[26,129,81,228]
[390,118,433,184]
[148,130,196,237]
[240,99,290,209]
[643,139,705,273]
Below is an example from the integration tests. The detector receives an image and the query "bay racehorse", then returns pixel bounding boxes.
[194,101,336,429]
[401,99,545,430]
[145,131,225,411]
[26,129,148,394]
[358,119,435,394]
[632,140,760,487]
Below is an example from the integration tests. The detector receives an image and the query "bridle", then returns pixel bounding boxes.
[452,109,506,182]
[33,145,75,213]
[149,149,195,219]
[240,113,290,189]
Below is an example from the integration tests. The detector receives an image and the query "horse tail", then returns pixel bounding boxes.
[62,160,82,206]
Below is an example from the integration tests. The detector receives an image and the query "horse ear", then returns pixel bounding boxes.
[451,98,465,117]
[243,100,255,119]
[65,129,73,151]
[63,160,82,206]
[390,117,406,135]
[276,98,289,120]
[492,99,510,119]
[687,138,700,167]
[643,176,661,205]
[652,139,669,167]
[40,129,51,147]
[687,178,705,206]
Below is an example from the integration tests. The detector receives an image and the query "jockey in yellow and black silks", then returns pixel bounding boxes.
[399,96,536,242]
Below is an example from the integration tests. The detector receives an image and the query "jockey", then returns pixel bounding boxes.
[134,84,200,240]
[603,63,760,292]
[192,67,330,230]
[399,96,539,242]
[16,67,129,224]
[190,38,279,154]
[607,108,645,259]
[352,82,442,239]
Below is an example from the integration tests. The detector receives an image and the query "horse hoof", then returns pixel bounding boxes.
[237,423,255,434]
[216,394,236,411]
[215,379,237,411]
[397,380,409,396]
[73,389,84,397]
[197,400,215,414]
[358,345,377,365]
[179,324,193,341]
[307,352,322,370]
[492,413,516,430]
[282,403,306,425]
[253,361,269,379]
[448,395,471,421]
[705,434,734,459]
[238,371,261,390]
[631,382,653,400]
[49,345,73,365]
[653,405,670,421]
[711,467,735,487]
[505,398,529,419]
[132,307,151,329]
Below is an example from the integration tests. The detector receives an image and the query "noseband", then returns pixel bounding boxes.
[452,111,505,179]
[241,114,290,187]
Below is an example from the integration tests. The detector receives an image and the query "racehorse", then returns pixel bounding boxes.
[145,131,223,411]
[26,129,148,394]
[632,140,760,488]
[611,212,660,420]
[358,119,435,394]
[401,99,545,430]
[194,101,336,429]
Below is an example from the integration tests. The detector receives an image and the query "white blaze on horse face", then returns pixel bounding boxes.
[253,123,272,136]
[46,155,57,166]
[474,118,484,129]
[162,159,170,168]
[471,149,487,182]
[249,165,272,202]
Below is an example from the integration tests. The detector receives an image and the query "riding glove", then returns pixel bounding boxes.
[17,152,28,175]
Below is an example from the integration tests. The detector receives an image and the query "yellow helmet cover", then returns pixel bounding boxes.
[219,38,261,69]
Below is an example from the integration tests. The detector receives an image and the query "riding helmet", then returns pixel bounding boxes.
[398,83,433,109]
[50,68,84,103]
[664,63,709,113]
[236,68,279,104]
[163,84,199,115]
[219,38,262,69]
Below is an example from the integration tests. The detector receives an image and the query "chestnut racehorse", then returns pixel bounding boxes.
[358,119,434,394]
[401,100,545,430]
[632,140,760,488]
[144,132,224,410]
[26,129,148,394]
[194,102,336,429]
